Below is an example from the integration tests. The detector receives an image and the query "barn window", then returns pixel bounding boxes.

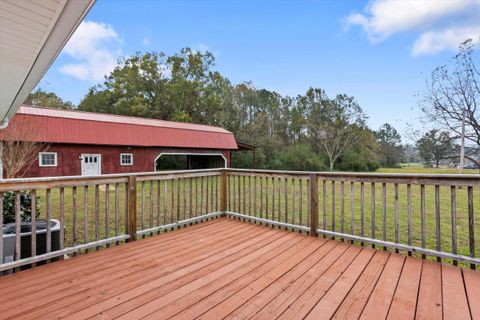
[39,152,57,167]
[120,153,133,166]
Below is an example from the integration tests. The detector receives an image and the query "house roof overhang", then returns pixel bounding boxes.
[0,0,96,128]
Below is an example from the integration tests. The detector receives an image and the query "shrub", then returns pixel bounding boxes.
[336,152,380,172]
[2,191,40,224]
[269,144,326,171]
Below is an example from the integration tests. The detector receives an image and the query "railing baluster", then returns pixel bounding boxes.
[72,186,77,247]
[15,192,20,265]
[260,177,263,219]
[350,182,354,237]
[331,181,335,233]
[407,184,412,256]
[95,185,100,249]
[177,178,181,221]
[277,177,281,222]
[215,175,218,212]
[232,175,236,213]
[299,179,303,227]
[292,179,296,225]
[265,176,269,220]
[284,177,288,224]
[394,183,399,253]
[189,177,193,218]
[421,184,426,259]
[254,176,257,217]
[124,183,128,239]
[371,182,375,248]
[272,177,276,221]
[382,183,386,249]
[171,179,175,224]
[468,186,475,270]
[163,180,167,225]
[360,182,365,240]
[149,181,153,229]
[243,176,246,214]
[248,175,251,216]
[156,180,161,227]
[31,190,38,263]
[115,183,120,237]
[206,176,209,214]
[435,185,441,262]
[194,177,197,217]
[227,175,231,212]
[84,186,88,253]
[46,189,52,254]
[141,181,145,233]
[105,184,110,242]
[341,181,345,235]
[200,176,204,217]
[322,180,327,231]
[450,185,457,265]
[183,177,186,219]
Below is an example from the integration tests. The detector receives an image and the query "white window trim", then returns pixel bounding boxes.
[120,153,133,166]
[39,152,57,167]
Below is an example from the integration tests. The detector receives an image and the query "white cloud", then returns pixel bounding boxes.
[59,21,122,82]
[412,26,480,55]
[344,0,480,55]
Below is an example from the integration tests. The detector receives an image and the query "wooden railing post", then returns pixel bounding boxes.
[128,175,137,241]
[220,170,228,215]
[309,173,318,237]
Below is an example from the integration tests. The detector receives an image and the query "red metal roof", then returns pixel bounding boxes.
[0,106,238,150]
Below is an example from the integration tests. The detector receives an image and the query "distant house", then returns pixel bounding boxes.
[0,105,238,178]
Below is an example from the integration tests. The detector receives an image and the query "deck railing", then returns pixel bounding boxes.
[225,169,480,269]
[0,168,478,274]
[0,169,223,273]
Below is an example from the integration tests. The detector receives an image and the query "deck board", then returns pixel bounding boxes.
[0,217,478,320]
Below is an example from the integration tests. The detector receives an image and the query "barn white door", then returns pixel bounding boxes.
[81,154,101,176]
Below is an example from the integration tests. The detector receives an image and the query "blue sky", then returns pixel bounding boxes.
[39,0,480,140]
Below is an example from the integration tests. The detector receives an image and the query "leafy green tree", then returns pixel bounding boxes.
[307,91,367,170]
[25,88,74,109]
[416,130,456,167]
[374,123,404,167]
[74,49,381,172]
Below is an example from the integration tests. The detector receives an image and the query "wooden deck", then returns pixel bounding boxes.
[0,218,479,320]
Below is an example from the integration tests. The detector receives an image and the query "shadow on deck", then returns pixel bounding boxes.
[0,217,478,320]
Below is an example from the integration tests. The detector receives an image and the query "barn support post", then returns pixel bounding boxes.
[128,175,137,241]
[220,170,228,215]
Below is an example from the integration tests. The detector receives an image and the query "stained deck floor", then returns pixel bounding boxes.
[0,218,479,320]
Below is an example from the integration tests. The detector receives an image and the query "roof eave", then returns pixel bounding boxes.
[0,0,96,128]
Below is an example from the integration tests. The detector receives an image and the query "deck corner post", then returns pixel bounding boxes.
[128,175,137,241]
[309,173,318,237]
[220,170,228,216]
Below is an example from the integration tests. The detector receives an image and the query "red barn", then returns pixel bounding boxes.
[0,106,238,178]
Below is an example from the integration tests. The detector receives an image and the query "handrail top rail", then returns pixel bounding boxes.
[225,168,480,181]
[0,168,223,185]
[0,167,478,190]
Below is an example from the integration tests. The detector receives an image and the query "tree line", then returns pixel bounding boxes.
[26,40,480,172]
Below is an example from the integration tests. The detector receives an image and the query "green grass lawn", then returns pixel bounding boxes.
[30,166,478,268]
[376,165,480,174]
